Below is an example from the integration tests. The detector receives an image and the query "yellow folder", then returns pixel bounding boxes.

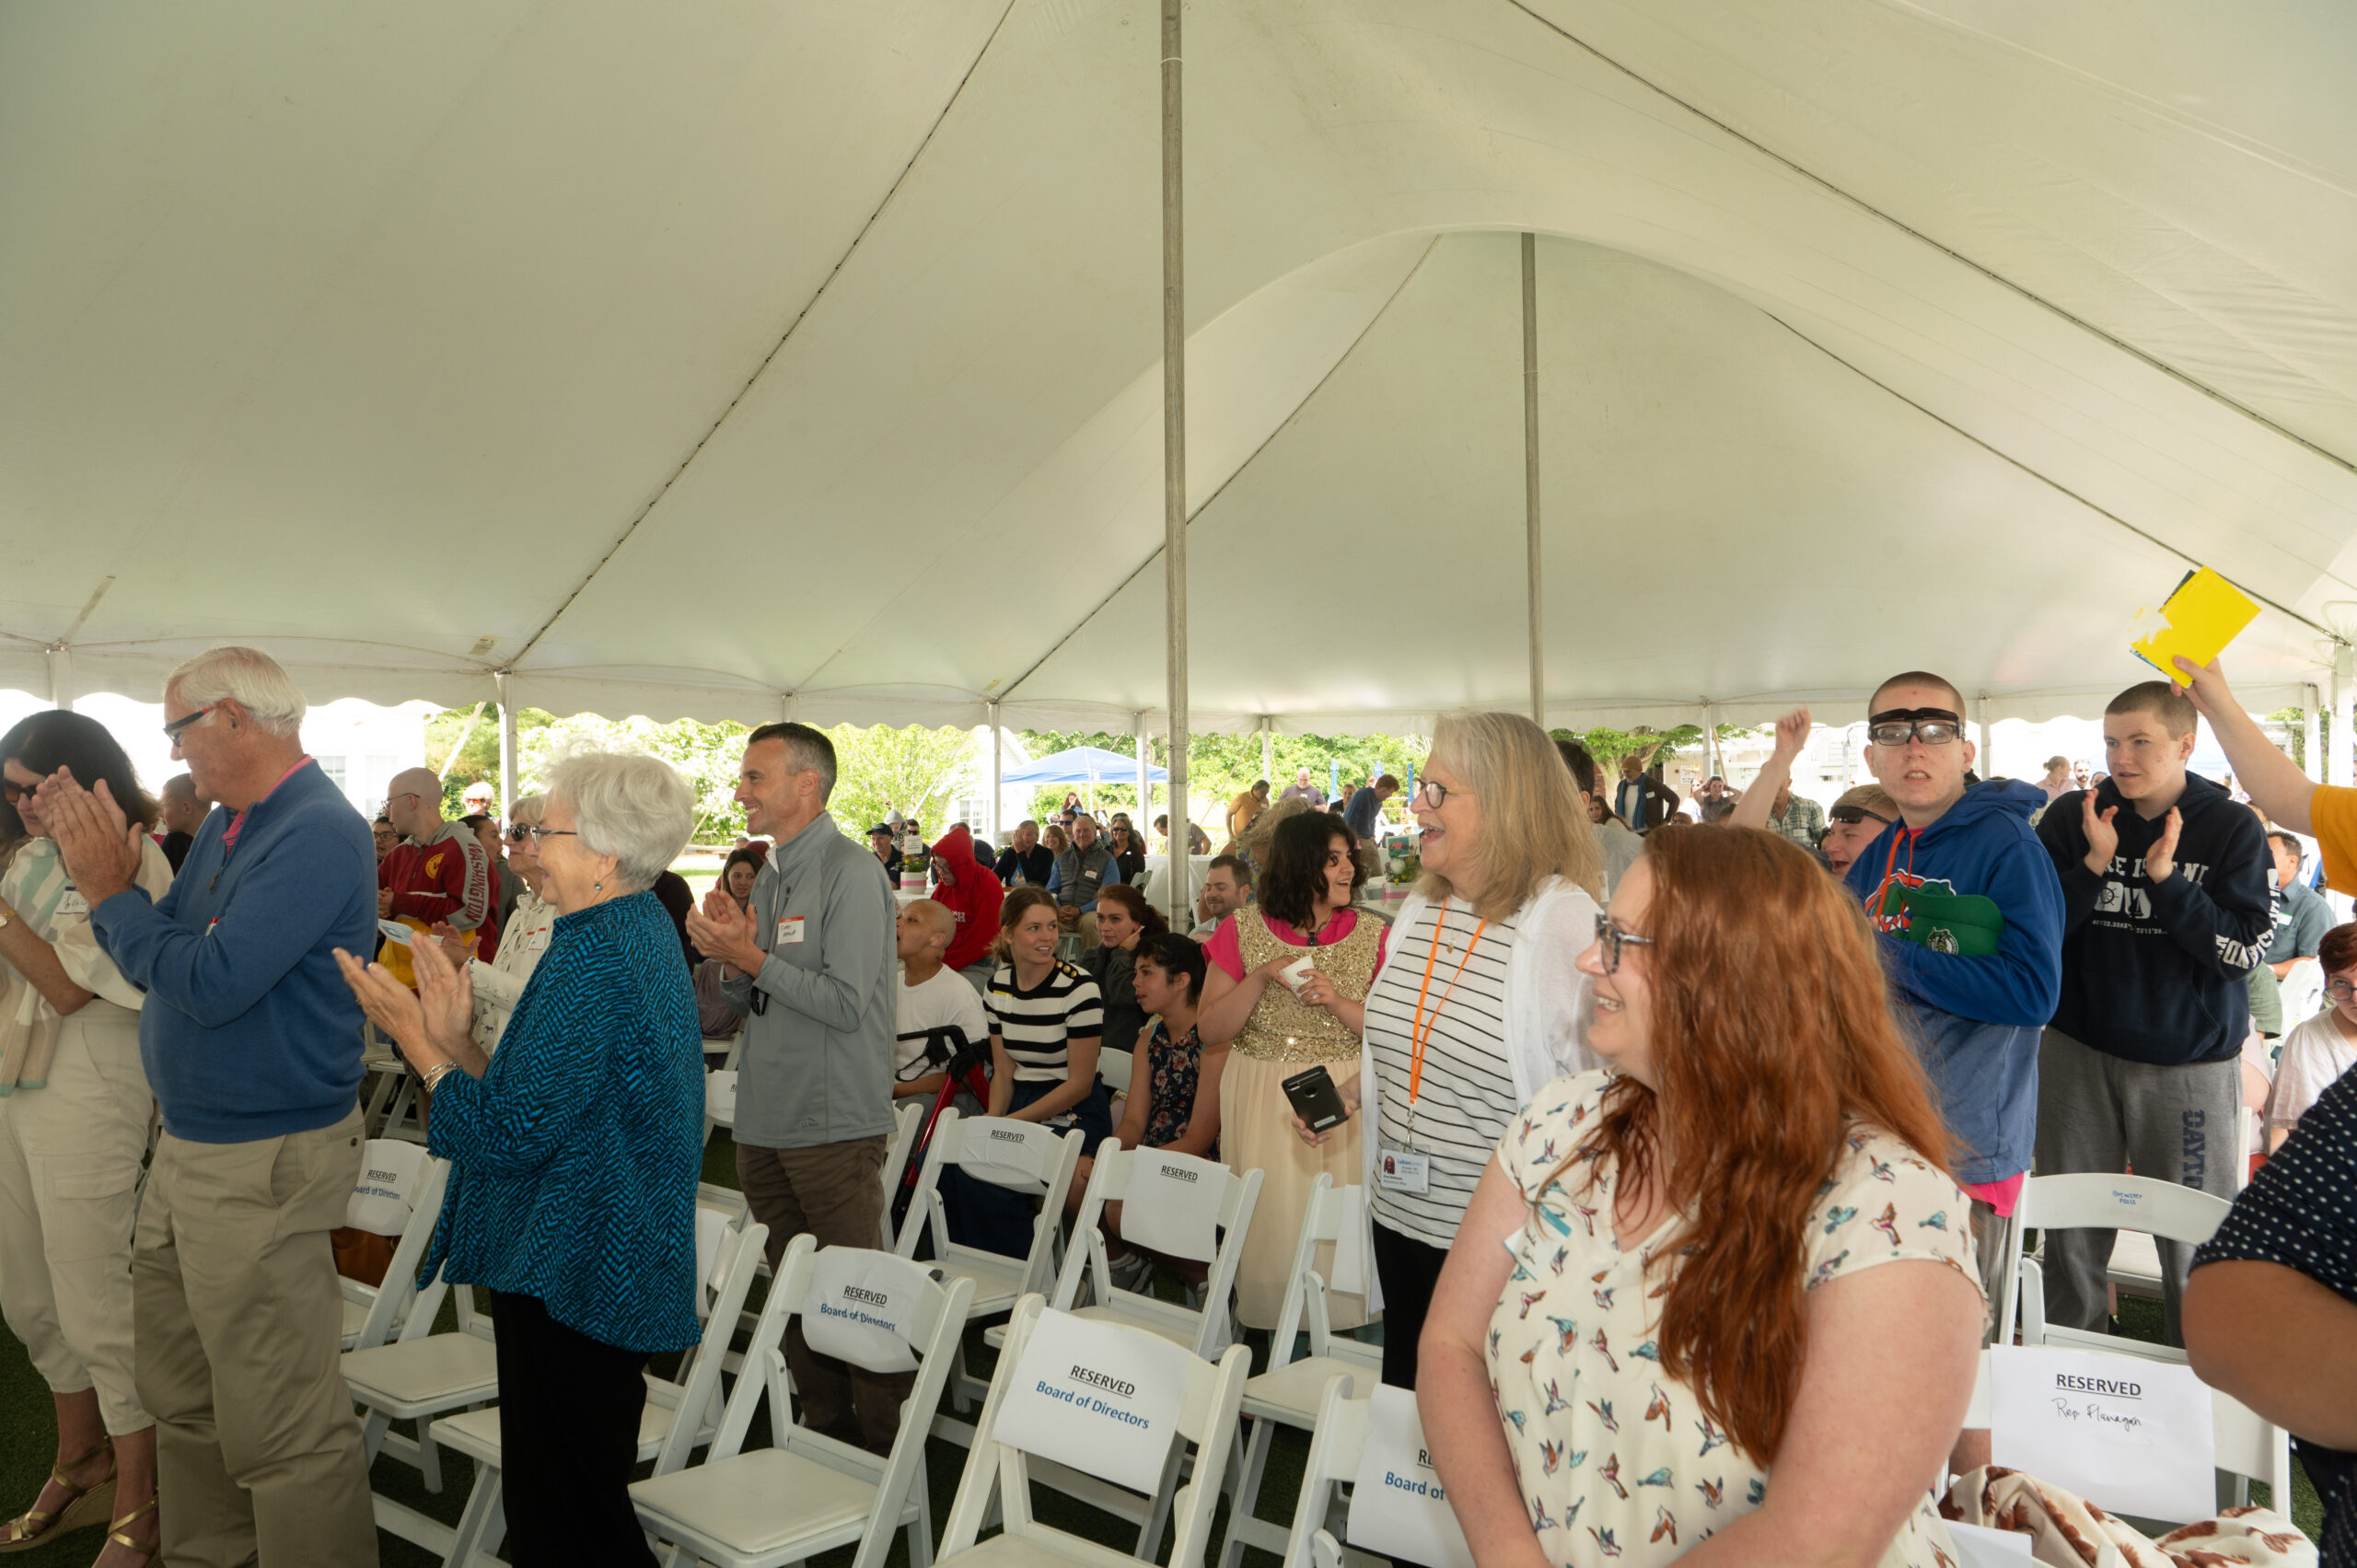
[2130,567,2259,686]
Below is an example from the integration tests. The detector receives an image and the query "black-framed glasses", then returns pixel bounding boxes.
[2328,980,2357,1003]
[162,703,220,743]
[1416,779,1470,809]
[1,779,29,805]
[1829,807,1893,827]
[517,826,578,847]
[1594,912,1655,973]
[1867,710,1964,748]
[505,825,535,842]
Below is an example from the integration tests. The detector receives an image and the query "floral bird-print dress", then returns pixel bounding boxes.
[1486,1072,1981,1568]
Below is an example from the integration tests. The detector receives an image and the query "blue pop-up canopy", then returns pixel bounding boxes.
[1001,746,1167,787]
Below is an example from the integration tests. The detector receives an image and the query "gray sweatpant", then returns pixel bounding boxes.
[2032,1027,2241,1347]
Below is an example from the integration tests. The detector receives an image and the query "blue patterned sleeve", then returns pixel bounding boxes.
[429,931,633,1176]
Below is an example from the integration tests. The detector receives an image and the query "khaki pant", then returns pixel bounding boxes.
[736,1136,912,1455]
[134,1107,377,1568]
[0,1002,153,1434]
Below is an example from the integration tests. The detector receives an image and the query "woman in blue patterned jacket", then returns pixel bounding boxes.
[339,750,703,1568]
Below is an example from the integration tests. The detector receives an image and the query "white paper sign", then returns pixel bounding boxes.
[801,1247,932,1373]
[1329,1184,1370,1297]
[345,1142,427,1236]
[1117,1149,1224,1263]
[992,1307,1191,1494]
[1991,1347,2216,1523]
[705,1070,737,1126]
[1947,1522,2034,1568]
[958,1117,1056,1191]
[1346,1384,1475,1568]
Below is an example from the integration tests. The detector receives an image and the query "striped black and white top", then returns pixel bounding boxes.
[1363,900,1521,1248]
[987,961,1105,1083]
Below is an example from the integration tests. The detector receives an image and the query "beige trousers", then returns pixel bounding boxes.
[134,1106,377,1568]
[0,998,154,1434]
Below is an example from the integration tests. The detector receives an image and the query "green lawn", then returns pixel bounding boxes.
[0,1166,2318,1562]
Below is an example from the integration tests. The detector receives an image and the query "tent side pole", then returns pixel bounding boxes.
[1160,0,1191,928]
[1975,692,1991,778]
[47,646,70,712]
[495,671,517,822]
[1134,716,1148,830]
[1522,231,1543,726]
[1260,718,1273,785]
[2336,648,2355,790]
[989,701,1003,844]
[2305,685,2324,784]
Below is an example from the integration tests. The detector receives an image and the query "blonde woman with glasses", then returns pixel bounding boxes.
[1292,710,1604,1391]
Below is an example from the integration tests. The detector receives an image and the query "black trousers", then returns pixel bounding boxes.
[1371,1221,1452,1390]
[489,1292,657,1568]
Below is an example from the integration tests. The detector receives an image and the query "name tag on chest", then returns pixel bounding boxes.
[1378,1149,1431,1193]
[775,915,807,947]
[54,890,90,918]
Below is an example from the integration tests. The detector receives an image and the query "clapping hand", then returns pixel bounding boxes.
[2143,807,2184,885]
[685,889,761,973]
[33,769,143,903]
[409,931,476,1051]
[333,947,433,1065]
[2082,790,2121,876]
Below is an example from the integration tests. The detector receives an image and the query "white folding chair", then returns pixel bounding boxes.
[935,1295,1250,1568]
[2279,957,2325,1030]
[363,1023,429,1144]
[877,1099,924,1250]
[1098,1046,1134,1099]
[431,1214,770,1567]
[339,1140,451,1352]
[704,1068,738,1146]
[1220,1177,1379,1568]
[632,1244,976,1568]
[1962,1346,2293,1522]
[1278,1374,1381,1568]
[1996,1173,2234,1350]
[894,1111,1085,1436]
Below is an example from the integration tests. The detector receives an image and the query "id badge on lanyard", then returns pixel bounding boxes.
[1384,900,1486,1197]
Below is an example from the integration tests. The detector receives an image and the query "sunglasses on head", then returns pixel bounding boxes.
[1829,806,1893,826]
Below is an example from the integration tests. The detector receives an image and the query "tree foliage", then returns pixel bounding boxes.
[821,725,981,844]
[1015,729,1432,835]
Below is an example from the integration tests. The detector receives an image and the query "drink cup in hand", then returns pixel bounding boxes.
[1281,956,1318,994]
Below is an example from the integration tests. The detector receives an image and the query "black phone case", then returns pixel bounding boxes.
[1281,1064,1350,1132]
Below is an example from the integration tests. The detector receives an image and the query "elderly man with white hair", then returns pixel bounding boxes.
[378,763,496,971]
[39,645,379,1567]
[340,750,705,1568]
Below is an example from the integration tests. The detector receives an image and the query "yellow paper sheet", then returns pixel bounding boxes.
[2130,567,2259,685]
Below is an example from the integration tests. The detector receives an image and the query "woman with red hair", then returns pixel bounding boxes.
[1421,827,1983,1568]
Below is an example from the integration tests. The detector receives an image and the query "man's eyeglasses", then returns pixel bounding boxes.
[1416,779,1470,809]
[1593,912,1655,974]
[1867,708,1964,749]
[162,704,221,743]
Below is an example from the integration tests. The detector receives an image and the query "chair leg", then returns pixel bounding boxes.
[910,1455,935,1568]
[443,1464,503,1568]
[362,1409,394,1465]
[418,1417,444,1493]
[1138,1438,1185,1562]
[1218,1416,1275,1568]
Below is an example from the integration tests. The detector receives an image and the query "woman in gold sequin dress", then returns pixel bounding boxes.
[1197,811,1386,1330]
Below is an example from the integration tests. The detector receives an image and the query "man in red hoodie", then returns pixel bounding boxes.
[927,824,1003,993]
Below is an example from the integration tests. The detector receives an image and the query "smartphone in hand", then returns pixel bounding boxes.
[1281,1063,1350,1132]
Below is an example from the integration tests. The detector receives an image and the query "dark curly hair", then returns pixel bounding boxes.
[1257,810,1364,930]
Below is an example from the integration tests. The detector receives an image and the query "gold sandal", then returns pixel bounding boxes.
[104,1496,158,1564]
[0,1440,115,1552]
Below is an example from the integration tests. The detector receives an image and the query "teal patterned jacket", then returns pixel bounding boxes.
[422,889,703,1353]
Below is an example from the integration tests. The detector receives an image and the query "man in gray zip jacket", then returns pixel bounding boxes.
[685,722,903,1451]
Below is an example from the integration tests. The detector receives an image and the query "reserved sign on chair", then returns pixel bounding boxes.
[1990,1347,2215,1522]
[994,1307,1192,1493]
[1347,1385,1475,1568]
[1119,1150,1225,1262]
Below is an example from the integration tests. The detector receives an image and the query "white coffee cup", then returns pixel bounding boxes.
[1281,955,1318,993]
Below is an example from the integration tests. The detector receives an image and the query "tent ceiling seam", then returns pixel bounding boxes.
[1756,307,2347,649]
[501,0,1022,672]
[1502,0,2357,481]
[996,233,1444,703]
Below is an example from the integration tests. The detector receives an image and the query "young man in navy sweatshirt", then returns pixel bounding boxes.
[1844,670,2066,1320]
[2034,679,2272,1345]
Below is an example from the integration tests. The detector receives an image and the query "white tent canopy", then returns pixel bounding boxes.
[7,1,2357,734]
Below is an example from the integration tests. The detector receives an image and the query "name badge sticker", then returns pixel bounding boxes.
[54,890,89,919]
[1376,1148,1430,1194]
[775,915,807,947]
[993,1306,1193,1493]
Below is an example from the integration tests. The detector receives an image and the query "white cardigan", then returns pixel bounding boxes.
[1353,876,1601,1310]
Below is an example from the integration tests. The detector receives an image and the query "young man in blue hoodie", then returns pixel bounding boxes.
[2034,679,2272,1345]
[1843,670,2066,1319]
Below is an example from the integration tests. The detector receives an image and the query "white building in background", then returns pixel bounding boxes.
[0,691,431,819]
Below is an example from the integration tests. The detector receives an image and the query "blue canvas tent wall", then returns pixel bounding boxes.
[7,2,2357,759]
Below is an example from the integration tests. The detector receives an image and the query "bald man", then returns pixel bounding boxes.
[157,772,214,873]
[377,766,496,970]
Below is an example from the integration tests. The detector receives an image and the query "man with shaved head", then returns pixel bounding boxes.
[157,772,213,873]
[377,765,496,970]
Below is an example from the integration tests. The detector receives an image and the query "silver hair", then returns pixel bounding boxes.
[542,752,694,894]
[508,792,547,826]
[165,646,307,738]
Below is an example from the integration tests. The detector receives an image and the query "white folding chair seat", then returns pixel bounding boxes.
[1098,1046,1134,1098]
[935,1295,1250,1568]
[1996,1173,2235,1348]
[433,1212,770,1568]
[339,1141,450,1353]
[894,1112,1085,1438]
[1221,1176,1379,1568]
[633,1239,975,1568]
[343,1304,500,1547]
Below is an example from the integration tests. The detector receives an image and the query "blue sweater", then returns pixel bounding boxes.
[91,759,374,1144]
[422,890,703,1353]
[1845,780,2065,1185]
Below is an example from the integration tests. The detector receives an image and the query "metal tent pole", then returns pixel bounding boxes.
[495,671,517,822]
[1522,231,1543,726]
[1260,719,1273,785]
[1159,0,1191,928]
[989,702,1004,844]
[2305,685,2324,784]
[1134,717,1149,830]
[1975,692,1991,777]
[46,646,70,712]
[2336,648,2356,790]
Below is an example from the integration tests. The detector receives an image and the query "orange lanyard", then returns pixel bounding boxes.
[1406,898,1487,1107]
